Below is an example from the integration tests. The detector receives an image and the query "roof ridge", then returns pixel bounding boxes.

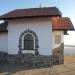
[16,7,57,10]
[0,7,62,20]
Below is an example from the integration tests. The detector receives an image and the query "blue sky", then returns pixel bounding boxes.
[0,0,75,45]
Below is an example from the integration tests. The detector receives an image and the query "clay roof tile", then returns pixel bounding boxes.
[52,17,74,30]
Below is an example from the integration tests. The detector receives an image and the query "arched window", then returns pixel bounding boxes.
[19,29,39,54]
[24,34,34,50]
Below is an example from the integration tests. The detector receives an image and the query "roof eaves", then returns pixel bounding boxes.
[0,15,61,20]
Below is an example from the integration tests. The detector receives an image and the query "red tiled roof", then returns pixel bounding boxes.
[0,22,8,32]
[0,17,74,32]
[52,17,74,30]
[0,7,61,19]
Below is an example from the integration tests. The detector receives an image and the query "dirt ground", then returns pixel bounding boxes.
[0,56,75,75]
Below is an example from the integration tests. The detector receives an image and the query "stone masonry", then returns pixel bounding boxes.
[0,43,64,68]
[53,43,64,65]
[0,53,53,68]
[0,51,7,63]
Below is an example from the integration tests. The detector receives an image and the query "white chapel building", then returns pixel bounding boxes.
[0,7,74,67]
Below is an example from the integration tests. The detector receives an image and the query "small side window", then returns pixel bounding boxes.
[55,35,61,44]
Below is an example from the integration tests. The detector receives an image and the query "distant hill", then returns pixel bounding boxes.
[64,45,75,47]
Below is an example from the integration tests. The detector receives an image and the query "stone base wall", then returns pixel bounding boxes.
[53,43,64,65]
[0,43,64,68]
[0,51,8,63]
[1,53,53,68]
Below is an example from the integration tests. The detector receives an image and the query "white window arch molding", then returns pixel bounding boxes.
[18,29,39,55]
[21,33,35,50]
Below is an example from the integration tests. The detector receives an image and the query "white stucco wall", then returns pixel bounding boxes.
[7,17,52,55]
[52,30,64,49]
[0,32,8,52]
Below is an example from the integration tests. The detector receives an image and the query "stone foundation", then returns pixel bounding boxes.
[1,53,52,68]
[0,51,8,63]
[53,43,64,65]
[7,54,18,64]
[0,43,64,68]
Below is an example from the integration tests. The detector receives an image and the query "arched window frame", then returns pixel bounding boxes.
[22,33,35,50]
[18,29,39,51]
